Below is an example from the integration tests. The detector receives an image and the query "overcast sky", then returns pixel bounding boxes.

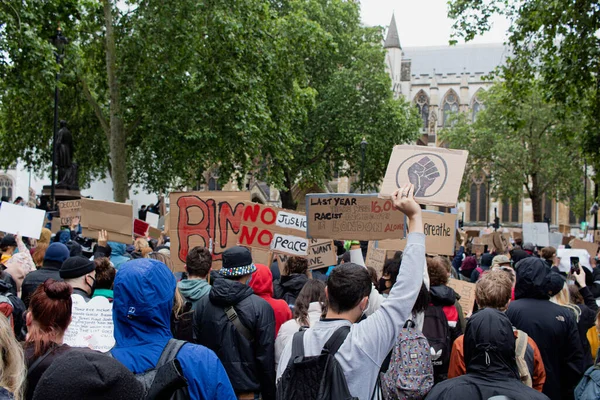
[360,0,510,47]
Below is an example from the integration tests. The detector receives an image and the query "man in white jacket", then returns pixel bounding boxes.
[276,184,425,399]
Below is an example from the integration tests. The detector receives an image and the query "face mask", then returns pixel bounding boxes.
[86,275,97,296]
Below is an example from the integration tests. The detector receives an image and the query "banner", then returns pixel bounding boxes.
[380,145,469,207]
[169,192,249,272]
[305,194,405,241]
[80,199,133,244]
[58,200,81,226]
[522,223,550,247]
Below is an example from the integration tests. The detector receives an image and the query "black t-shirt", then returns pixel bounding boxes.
[25,343,73,400]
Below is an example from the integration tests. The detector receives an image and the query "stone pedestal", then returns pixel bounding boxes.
[40,186,81,210]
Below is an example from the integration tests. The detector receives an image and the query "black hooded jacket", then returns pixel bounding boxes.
[193,278,275,399]
[21,260,63,308]
[273,273,308,307]
[430,285,464,340]
[425,308,549,400]
[507,257,584,400]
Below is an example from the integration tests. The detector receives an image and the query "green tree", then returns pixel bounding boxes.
[440,82,584,222]
[447,0,600,175]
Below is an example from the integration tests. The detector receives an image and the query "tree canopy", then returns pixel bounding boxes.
[0,0,420,206]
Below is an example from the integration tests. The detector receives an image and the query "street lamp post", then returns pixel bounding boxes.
[487,174,492,227]
[360,138,367,193]
[50,26,68,210]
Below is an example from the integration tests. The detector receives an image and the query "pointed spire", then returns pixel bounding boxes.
[384,14,401,49]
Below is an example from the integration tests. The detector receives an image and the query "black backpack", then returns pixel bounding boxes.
[422,306,451,384]
[110,339,189,400]
[277,326,358,400]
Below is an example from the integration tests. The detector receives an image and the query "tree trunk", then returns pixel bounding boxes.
[280,171,297,210]
[103,0,128,202]
[530,174,543,222]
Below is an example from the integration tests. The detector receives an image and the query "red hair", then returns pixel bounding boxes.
[25,279,72,357]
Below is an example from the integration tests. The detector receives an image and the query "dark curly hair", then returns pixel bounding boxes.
[285,256,308,276]
[427,257,449,287]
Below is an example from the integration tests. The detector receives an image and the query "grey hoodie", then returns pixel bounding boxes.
[177,279,211,307]
[276,233,426,399]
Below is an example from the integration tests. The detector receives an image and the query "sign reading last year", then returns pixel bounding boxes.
[306,194,405,241]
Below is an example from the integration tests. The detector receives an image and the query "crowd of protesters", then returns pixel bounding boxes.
[0,185,598,399]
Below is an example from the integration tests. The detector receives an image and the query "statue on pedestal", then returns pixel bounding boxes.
[55,120,79,190]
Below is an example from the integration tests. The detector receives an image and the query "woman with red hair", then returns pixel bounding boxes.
[23,279,74,400]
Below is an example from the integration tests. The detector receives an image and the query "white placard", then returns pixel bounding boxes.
[556,248,592,273]
[276,211,307,232]
[549,232,563,249]
[270,234,308,256]
[522,223,550,247]
[63,294,115,352]
[146,212,160,228]
[0,202,45,239]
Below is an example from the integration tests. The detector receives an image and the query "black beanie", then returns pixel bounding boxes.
[32,350,144,400]
[60,256,95,279]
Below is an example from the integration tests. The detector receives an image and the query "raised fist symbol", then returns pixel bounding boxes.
[407,156,440,197]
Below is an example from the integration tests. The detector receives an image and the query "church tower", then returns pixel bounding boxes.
[384,14,402,98]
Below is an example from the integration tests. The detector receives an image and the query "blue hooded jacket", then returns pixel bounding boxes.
[111,259,235,400]
[108,241,131,270]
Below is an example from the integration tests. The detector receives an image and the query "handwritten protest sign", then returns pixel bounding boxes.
[305,194,405,241]
[274,239,337,271]
[365,245,387,277]
[380,145,469,207]
[169,192,249,272]
[58,200,81,226]
[522,223,549,247]
[133,219,150,237]
[148,226,162,240]
[63,295,114,352]
[0,202,45,239]
[80,199,133,244]
[447,278,476,317]
[571,239,599,259]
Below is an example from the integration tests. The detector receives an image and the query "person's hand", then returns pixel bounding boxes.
[70,216,80,230]
[392,184,423,234]
[574,268,586,288]
[16,232,22,244]
[98,230,108,247]
[460,230,468,247]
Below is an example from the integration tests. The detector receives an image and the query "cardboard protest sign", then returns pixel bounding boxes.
[571,239,599,259]
[556,248,592,273]
[274,240,337,272]
[305,194,405,241]
[522,223,550,247]
[64,295,114,352]
[146,212,159,228]
[365,244,387,278]
[471,244,485,255]
[169,192,249,272]
[446,279,476,317]
[594,230,600,244]
[491,232,509,253]
[58,199,81,226]
[251,247,272,267]
[133,219,150,237]
[80,199,133,244]
[380,145,469,207]
[148,226,162,240]
[559,224,571,236]
[465,229,480,239]
[0,202,45,239]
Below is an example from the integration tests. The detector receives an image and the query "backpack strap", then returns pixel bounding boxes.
[224,306,254,343]
[156,339,187,368]
[291,330,306,360]
[27,346,58,378]
[322,325,351,356]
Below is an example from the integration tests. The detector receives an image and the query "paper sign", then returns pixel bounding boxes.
[169,192,249,272]
[305,194,405,240]
[0,202,45,239]
[571,239,599,259]
[146,212,159,228]
[80,199,133,244]
[522,223,549,247]
[275,211,307,232]
[380,145,469,207]
[556,248,592,273]
[270,234,308,256]
[58,200,81,226]
[133,219,150,237]
[549,232,563,249]
[63,295,114,352]
[447,278,476,317]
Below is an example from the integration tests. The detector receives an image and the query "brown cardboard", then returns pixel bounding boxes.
[571,239,599,258]
[447,278,476,317]
[365,245,387,278]
[471,244,485,255]
[465,229,480,239]
[274,242,336,272]
[169,192,249,272]
[58,200,81,226]
[379,145,469,207]
[305,194,405,241]
[559,224,571,236]
[594,230,600,244]
[491,232,509,253]
[148,226,162,240]
[251,247,272,267]
[80,199,133,244]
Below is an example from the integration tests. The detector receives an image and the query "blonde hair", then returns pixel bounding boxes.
[475,270,512,311]
[134,238,152,258]
[0,315,26,400]
[550,282,581,322]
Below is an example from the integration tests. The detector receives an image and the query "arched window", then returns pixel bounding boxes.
[442,90,459,127]
[472,96,484,122]
[414,91,430,130]
[501,198,521,223]
[0,176,13,201]
[469,180,489,222]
